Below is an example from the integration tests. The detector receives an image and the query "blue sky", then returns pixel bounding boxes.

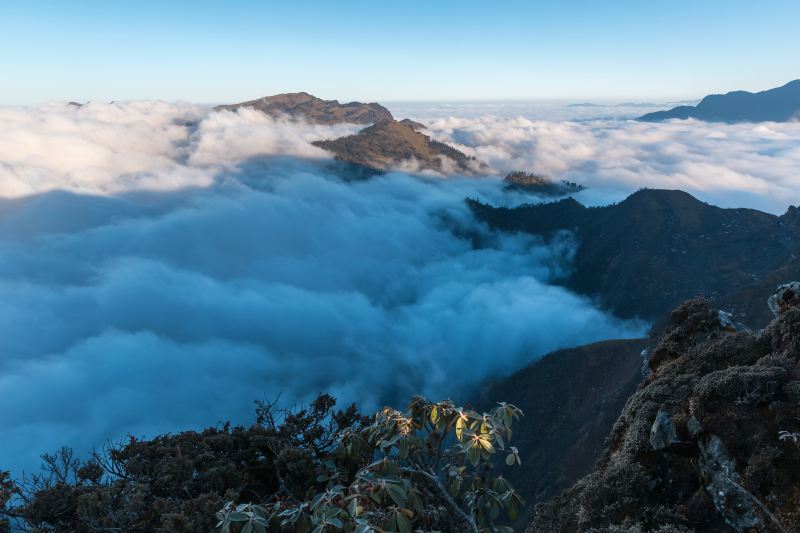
[2,0,799,104]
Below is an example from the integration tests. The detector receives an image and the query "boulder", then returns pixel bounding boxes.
[767,282,800,317]
[649,408,681,451]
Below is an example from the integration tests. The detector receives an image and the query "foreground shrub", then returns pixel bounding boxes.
[0,395,522,532]
[218,397,524,533]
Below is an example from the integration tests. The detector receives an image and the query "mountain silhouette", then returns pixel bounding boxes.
[639,79,800,122]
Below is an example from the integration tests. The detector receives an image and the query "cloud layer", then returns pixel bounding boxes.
[4,99,798,478]
[420,115,800,213]
[0,102,651,476]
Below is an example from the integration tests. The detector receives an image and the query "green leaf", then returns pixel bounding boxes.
[398,438,409,459]
[505,453,516,466]
[228,512,251,522]
[384,483,406,507]
[348,497,359,517]
[396,510,412,533]
[455,416,465,441]
[481,437,495,453]
[469,445,480,467]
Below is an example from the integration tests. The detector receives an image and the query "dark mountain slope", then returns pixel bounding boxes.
[470,189,800,324]
[313,119,485,175]
[215,92,394,125]
[476,338,647,526]
[530,294,800,532]
[639,79,800,122]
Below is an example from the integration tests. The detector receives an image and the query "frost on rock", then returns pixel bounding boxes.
[767,281,800,317]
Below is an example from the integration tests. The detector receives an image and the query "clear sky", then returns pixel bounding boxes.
[3,0,799,104]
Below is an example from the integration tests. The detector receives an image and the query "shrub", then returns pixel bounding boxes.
[0,395,522,533]
[217,396,524,533]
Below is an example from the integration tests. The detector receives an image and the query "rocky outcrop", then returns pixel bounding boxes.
[529,293,800,532]
[214,92,394,125]
[768,282,800,318]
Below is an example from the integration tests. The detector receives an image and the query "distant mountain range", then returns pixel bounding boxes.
[215,92,394,125]
[471,188,800,325]
[568,102,662,109]
[639,79,800,122]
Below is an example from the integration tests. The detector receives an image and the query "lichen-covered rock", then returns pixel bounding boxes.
[529,293,800,533]
[650,409,681,451]
[767,281,800,317]
[698,434,761,531]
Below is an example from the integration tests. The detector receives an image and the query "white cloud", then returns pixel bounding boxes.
[0,102,359,197]
[423,116,800,213]
[5,99,799,478]
[0,158,646,476]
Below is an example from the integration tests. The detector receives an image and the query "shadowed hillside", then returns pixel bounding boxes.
[470,189,800,325]
[476,338,647,527]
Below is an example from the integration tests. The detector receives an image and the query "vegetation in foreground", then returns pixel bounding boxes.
[0,395,523,533]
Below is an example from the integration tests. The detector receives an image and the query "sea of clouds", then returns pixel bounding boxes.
[1,99,799,476]
[392,102,800,213]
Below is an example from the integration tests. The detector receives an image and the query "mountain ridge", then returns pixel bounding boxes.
[639,79,800,122]
[215,92,394,125]
[470,188,800,325]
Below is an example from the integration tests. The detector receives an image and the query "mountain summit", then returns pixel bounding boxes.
[215,92,394,125]
[639,79,800,122]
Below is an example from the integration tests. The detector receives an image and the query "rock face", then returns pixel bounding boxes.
[470,189,800,326]
[639,79,800,123]
[215,92,394,125]
[312,119,485,175]
[529,295,800,532]
[503,171,585,197]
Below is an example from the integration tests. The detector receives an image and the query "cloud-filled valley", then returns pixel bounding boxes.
[2,100,800,478]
